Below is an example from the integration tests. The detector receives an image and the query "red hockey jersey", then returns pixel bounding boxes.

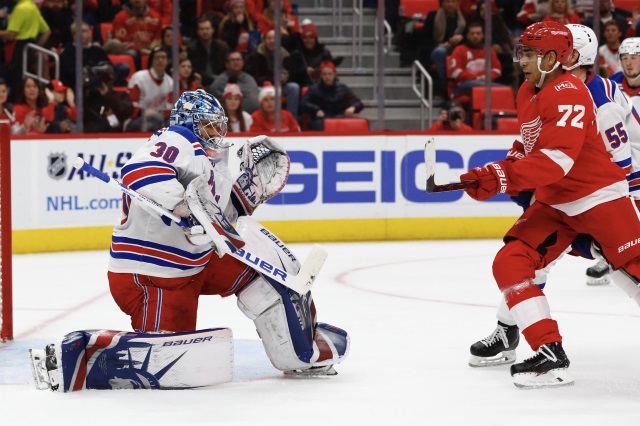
[506,72,628,216]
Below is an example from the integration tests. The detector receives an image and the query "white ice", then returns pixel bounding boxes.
[2,240,640,425]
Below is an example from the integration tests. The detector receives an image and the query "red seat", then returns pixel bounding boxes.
[141,54,149,70]
[496,117,520,133]
[399,0,439,18]
[323,118,369,133]
[471,86,517,130]
[108,54,136,81]
[100,23,113,44]
[615,0,638,13]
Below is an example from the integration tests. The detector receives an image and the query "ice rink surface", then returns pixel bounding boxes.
[2,240,640,425]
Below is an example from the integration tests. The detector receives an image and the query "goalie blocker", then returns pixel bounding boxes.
[30,328,233,391]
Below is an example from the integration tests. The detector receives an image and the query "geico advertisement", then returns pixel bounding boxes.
[10,134,521,230]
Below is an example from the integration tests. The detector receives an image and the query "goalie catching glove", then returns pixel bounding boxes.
[460,161,511,201]
[234,135,290,215]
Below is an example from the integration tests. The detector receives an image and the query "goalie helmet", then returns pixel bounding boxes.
[619,37,640,58]
[514,21,573,65]
[170,89,230,149]
[565,24,597,68]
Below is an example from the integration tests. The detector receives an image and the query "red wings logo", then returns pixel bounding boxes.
[554,81,577,91]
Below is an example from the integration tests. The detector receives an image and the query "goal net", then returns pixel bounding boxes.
[0,120,12,342]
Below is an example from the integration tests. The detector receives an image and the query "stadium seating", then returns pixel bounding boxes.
[399,0,439,18]
[471,86,517,130]
[496,117,520,133]
[100,23,113,44]
[615,0,638,13]
[107,54,136,81]
[323,118,369,133]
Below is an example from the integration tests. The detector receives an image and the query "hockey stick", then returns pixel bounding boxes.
[73,157,325,294]
[424,138,478,193]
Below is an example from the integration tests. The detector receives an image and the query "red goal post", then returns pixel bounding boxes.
[0,120,12,342]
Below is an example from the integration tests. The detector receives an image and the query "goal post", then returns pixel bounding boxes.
[0,119,12,342]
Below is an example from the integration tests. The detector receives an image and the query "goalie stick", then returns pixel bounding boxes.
[73,157,325,294]
[424,138,478,193]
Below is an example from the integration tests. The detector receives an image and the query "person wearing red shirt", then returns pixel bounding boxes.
[250,84,300,133]
[109,0,162,69]
[459,21,640,389]
[541,0,581,25]
[446,21,503,100]
[12,76,54,134]
[428,101,472,132]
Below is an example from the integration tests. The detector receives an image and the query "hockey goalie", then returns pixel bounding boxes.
[30,90,349,391]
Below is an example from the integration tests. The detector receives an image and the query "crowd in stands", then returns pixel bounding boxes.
[397,0,640,131]
[2,0,640,134]
[0,0,363,135]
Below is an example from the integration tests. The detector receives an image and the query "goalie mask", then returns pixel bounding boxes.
[170,89,230,149]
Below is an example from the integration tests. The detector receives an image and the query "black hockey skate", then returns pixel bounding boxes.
[586,260,611,286]
[510,342,574,389]
[469,321,519,367]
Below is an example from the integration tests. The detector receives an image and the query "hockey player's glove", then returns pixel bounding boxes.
[460,161,510,201]
[234,135,291,215]
[505,140,525,163]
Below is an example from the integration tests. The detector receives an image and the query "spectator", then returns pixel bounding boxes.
[59,21,129,89]
[517,0,548,26]
[178,54,200,93]
[222,82,252,132]
[573,0,595,23]
[209,51,260,113]
[446,21,503,100]
[12,76,54,135]
[301,61,364,131]
[542,0,580,25]
[250,83,299,132]
[288,22,335,88]
[40,0,73,51]
[245,0,292,26]
[83,61,134,132]
[108,0,162,69]
[186,14,230,87]
[0,0,51,95]
[244,28,300,119]
[147,0,172,26]
[472,2,515,85]
[599,20,624,76]
[256,0,300,38]
[587,0,632,43]
[49,79,76,133]
[429,100,473,131]
[219,0,256,54]
[0,77,16,129]
[414,0,466,97]
[151,26,185,73]
[126,45,173,132]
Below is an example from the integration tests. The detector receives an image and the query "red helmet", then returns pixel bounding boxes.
[517,21,573,65]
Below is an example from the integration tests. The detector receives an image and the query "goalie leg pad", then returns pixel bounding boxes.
[237,276,349,371]
[49,328,233,392]
[611,266,640,307]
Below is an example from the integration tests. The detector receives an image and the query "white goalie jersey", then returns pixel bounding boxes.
[587,73,640,199]
[108,125,236,278]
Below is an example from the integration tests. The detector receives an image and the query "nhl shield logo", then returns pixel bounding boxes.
[48,153,67,180]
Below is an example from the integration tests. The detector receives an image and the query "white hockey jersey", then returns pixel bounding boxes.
[108,125,239,278]
[607,72,640,197]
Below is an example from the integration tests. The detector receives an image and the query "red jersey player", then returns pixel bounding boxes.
[459,21,640,389]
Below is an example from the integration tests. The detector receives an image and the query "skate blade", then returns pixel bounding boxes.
[29,349,52,391]
[468,350,516,368]
[586,276,611,286]
[284,366,337,377]
[513,368,574,389]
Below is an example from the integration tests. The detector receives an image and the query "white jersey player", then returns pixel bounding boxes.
[468,24,640,368]
[29,89,349,392]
